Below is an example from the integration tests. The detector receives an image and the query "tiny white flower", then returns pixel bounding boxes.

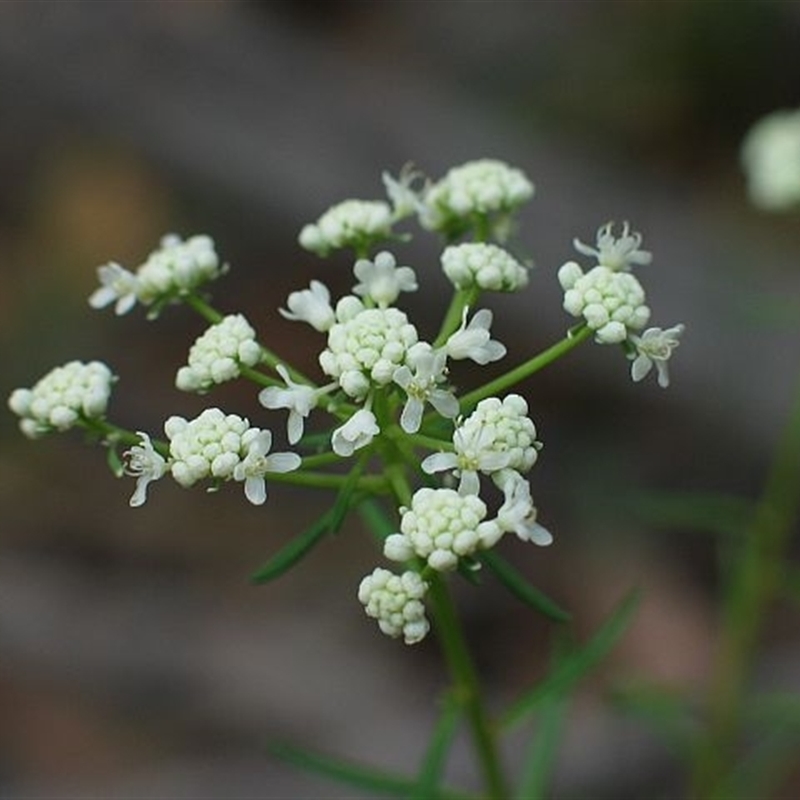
[88,262,140,315]
[494,471,553,546]
[298,199,394,256]
[629,324,685,388]
[352,251,418,307]
[573,222,652,271]
[259,365,327,445]
[422,426,510,497]
[741,107,800,211]
[358,567,430,645]
[445,308,506,364]
[331,407,380,457]
[233,430,302,505]
[124,432,167,507]
[392,345,458,433]
[441,242,529,292]
[279,280,336,332]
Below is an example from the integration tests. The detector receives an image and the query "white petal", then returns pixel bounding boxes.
[265,452,302,473]
[631,354,653,382]
[421,452,458,474]
[245,476,267,505]
[429,390,459,419]
[457,469,480,496]
[400,398,424,433]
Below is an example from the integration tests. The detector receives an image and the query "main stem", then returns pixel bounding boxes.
[386,464,508,799]
[428,573,509,800]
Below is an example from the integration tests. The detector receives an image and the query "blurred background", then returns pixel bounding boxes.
[1,1,799,797]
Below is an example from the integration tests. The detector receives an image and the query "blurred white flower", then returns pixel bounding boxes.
[741,108,800,211]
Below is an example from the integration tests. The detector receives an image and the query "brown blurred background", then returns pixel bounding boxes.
[1,1,800,797]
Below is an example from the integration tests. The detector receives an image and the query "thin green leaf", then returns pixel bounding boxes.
[358,497,398,542]
[515,691,569,800]
[709,732,800,800]
[250,510,333,584]
[481,550,571,623]
[623,490,756,538]
[269,741,475,800]
[502,588,642,729]
[611,682,697,757]
[413,693,462,800]
[329,453,369,532]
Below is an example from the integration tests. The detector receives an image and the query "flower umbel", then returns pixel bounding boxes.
[358,568,430,645]
[441,242,529,292]
[176,314,262,393]
[559,262,650,344]
[298,199,394,256]
[384,487,498,571]
[8,360,115,438]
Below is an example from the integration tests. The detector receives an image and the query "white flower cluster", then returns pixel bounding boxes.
[319,303,419,399]
[559,222,685,385]
[8,360,114,438]
[419,159,534,239]
[89,234,224,316]
[176,314,262,392]
[298,199,394,257]
[8,156,688,652]
[357,568,430,645]
[159,408,301,505]
[558,262,650,344]
[276,249,505,453]
[423,394,539,496]
[384,488,498,572]
[741,107,800,211]
[441,242,529,292]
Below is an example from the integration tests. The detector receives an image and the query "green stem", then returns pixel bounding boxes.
[383,466,508,799]
[269,469,386,494]
[459,325,592,411]
[433,287,481,348]
[427,574,508,800]
[691,378,800,798]
[184,292,224,324]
